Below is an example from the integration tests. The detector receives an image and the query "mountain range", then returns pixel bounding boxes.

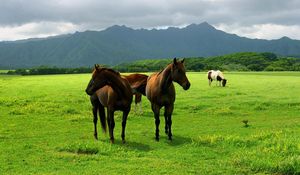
[1,22,300,68]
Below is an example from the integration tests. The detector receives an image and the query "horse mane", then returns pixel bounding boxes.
[155,63,173,93]
[103,68,120,76]
[92,67,120,76]
[157,63,172,76]
[94,67,131,100]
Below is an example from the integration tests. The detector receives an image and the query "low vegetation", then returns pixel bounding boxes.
[115,52,300,72]
[6,52,300,75]
[6,66,94,75]
[0,72,299,174]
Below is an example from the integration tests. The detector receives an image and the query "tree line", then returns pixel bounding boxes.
[7,66,94,75]
[6,52,300,75]
[114,52,300,72]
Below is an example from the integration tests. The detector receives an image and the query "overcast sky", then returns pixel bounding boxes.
[0,0,300,41]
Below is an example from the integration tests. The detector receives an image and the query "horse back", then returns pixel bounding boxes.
[124,74,147,83]
[124,74,148,95]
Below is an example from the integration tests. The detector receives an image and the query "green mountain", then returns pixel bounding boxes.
[1,22,300,68]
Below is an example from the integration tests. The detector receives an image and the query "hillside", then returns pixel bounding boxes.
[114,52,300,72]
[1,22,300,68]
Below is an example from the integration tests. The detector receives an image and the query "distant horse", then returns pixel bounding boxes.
[207,70,227,87]
[146,58,191,141]
[85,65,133,143]
[123,73,148,114]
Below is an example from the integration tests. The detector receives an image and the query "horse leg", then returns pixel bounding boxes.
[90,95,99,140]
[92,104,98,140]
[136,94,142,114]
[139,102,142,114]
[151,103,161,141]
[134,94,137,113]
[98,104,106,133]
[164,112,169,135]
[208,79,212,86]
[121,109,130,143]
[107,108,115,143]
[165,104,174,140]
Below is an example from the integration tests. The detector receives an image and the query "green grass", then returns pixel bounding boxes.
[0,70,9,73]
[0,72,299,174]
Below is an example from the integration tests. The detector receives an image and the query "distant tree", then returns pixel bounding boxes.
[261,52,277,61]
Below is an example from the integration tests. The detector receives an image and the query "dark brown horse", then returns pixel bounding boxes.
[146,58,190,141]
[123,73,148,114]
[85,65,133,143]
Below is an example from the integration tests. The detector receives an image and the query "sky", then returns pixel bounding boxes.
[0,0,300,41]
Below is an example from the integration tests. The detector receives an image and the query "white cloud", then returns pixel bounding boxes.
[0,22,77,41]
[215,23,300,40]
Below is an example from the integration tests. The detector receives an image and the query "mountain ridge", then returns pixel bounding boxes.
[1,22,300,68]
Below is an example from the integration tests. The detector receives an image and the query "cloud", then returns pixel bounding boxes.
[0,22,77,41]
[215,23,300,40]
[0,0,300,40]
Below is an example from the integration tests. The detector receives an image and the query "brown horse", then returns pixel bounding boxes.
[123,73,148,114]
[146,58,190,141]
[85,65,133,143]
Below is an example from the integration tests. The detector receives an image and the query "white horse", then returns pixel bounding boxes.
[207,70,227,87]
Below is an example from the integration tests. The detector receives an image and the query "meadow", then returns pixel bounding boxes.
[0,70,9,73]
[0,72,299,174]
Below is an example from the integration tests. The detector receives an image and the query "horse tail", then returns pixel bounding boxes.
[136,83,147,96]
[135,93,142,104]
[98,104,107,133]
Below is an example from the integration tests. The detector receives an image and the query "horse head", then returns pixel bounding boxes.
[85,64,108,95]
[222,79,227,87]
[171,58,191,90]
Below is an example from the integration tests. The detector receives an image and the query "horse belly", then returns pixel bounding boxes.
[211,72,218,80]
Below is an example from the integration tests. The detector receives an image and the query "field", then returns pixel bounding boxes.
[0,70,9,73]
[0,72,299,174]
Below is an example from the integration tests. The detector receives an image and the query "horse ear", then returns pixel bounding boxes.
[173,57,177,65]
[181,58,185,63]
[94,64,100,70]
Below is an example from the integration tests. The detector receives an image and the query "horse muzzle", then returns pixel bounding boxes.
[183,81,191,90]
[85,88,93,95]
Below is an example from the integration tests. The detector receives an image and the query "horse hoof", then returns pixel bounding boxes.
[110,139,115,144]
[168,137,172,141]
[155,137,159,141]
[122,140,126,144]
[94,135,98,140]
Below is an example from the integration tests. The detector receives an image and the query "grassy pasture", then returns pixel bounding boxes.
[0,72,299,174]
[0,70,9,73]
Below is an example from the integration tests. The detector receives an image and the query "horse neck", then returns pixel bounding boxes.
[104,71,131,99]
[159,64,173,92]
